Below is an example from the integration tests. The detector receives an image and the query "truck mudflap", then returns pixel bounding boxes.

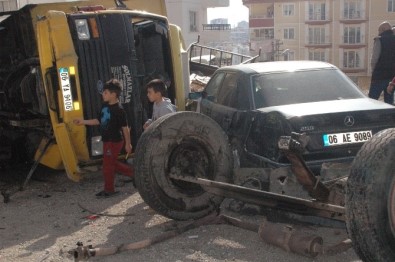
[54,123,81,181]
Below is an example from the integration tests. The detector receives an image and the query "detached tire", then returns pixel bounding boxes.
[135,111,233,220]
[346,128,395,262]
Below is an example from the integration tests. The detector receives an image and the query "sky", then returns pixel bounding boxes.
[207,0,249,27]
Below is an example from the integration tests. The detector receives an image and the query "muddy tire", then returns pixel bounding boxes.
[134,111,233,220]
[346,128,395,262]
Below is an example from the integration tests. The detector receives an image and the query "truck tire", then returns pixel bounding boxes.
[346,128,395,262]
[134,111,233,220]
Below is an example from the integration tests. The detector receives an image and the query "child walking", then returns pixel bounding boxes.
[74,79,134,198]
[143,79,176,130]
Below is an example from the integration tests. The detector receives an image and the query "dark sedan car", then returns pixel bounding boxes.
[134,61,395,262]
[197,61,395,170]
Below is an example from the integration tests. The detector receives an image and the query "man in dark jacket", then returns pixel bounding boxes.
[368,21,395,104]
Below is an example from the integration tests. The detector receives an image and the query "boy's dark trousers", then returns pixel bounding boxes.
[102,141,134,192]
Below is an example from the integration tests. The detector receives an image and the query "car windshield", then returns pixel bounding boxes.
[253,68,365,108]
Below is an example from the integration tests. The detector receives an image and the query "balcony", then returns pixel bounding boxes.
[341,67,366,73]
[202,24,231,31]
[306,12,330,25]
[305,43,332,48]
[249,15,274,28]
[340,10,367,23]
[339,35,366,48]
[305,37,332,48]
[243,0,275,3]
[203,0,229,8]
[339,43,366,49]
[250,36,274,41]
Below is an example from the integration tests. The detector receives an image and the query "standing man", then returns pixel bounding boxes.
[368,21,395,104]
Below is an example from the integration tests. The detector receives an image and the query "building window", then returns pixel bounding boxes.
[389,0,395,12]
[308,2,326,20]
[344,0,362,19]
[343,50,361,68]
[309,50,327,61]
[253,28,274,40]
[284,28,295,39]
[189,11,198,32]
[283,50,295,61]
[344,26,361,44]
[308,27,326,44]
[283,4,295,16]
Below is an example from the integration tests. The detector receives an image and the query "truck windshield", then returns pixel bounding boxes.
[253,68,365,108]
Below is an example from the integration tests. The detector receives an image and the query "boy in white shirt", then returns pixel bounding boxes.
[143,79,176,129]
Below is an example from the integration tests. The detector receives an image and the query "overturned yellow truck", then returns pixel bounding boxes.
[0,0,189,181]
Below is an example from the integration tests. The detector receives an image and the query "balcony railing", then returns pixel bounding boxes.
[250,14,274,19]
[306,36,331,46]
[202,24,231,31]
[250,36,274,41]
[342,10,366,20]
[307,12,328,21]
[342,35,365,45]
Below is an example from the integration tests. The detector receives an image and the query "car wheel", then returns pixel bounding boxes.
[346,128,395,262]
[134,111,233,220]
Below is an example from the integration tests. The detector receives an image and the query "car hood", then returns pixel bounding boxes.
[257,98,395,118]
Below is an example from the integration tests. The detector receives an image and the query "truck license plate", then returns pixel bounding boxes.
[323,130,372,146]
[59,67,74,111]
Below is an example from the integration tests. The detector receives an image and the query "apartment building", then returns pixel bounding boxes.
[166,0,230,47]
[243,0,395,87]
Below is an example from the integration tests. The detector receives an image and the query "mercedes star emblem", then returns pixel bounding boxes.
[344,116,355,127]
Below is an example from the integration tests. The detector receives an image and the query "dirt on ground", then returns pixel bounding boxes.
[0,167,362,262]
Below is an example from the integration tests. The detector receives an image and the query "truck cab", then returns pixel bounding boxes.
[0,0,189,181]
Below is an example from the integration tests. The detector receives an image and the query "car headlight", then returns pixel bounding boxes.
[91,136,103,156]
[75,19,90,40]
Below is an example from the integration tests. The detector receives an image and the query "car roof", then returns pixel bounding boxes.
[217,61,336,74]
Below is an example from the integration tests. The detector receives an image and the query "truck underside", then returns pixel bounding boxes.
[0,8,47,168]
[0,3,179,174]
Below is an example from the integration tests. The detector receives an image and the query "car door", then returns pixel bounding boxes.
[201,70,240,133]
[201,70,253,141]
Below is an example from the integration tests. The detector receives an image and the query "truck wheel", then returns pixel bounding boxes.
[346,128,395,262]
[135,111,233,220]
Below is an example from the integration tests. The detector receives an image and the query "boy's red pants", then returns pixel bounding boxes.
[102,141,134,192]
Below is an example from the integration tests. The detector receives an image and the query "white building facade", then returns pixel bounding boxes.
[165,0,230,46]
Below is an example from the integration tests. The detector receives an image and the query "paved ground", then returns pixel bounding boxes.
[0,168,362,262]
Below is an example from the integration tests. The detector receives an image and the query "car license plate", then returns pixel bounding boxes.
[59,67,74,111]
[323,130,372,147]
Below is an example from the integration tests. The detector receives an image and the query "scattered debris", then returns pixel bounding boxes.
[70,212,351,261]
[85,215,99,221]
[324,239,353,255]
[77,203,135,218]
[258,221,323,258]
[189,73,210,92]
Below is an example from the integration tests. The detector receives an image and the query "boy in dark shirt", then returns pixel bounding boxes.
[74,79,134,198]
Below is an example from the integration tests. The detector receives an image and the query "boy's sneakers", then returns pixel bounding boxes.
[95,190,120,198]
